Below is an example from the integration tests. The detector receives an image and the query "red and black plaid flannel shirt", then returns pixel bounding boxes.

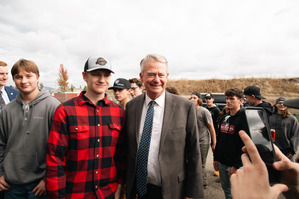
[46,92,126,199]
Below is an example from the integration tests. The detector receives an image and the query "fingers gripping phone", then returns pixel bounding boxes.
[244,107,281,182]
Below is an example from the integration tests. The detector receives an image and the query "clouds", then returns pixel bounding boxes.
[1,0,299,88]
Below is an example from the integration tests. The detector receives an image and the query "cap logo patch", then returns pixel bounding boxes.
[96,57,107,66]
[115,80,124,86]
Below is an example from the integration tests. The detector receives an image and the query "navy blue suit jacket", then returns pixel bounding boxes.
[4,86,18,101]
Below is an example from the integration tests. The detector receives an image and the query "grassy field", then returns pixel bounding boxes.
[108,76,299,116]
[166,77,299,115]
[166,77,299,96]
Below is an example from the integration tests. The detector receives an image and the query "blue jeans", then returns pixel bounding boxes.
[4,181,47,199]
[218,162,232,199]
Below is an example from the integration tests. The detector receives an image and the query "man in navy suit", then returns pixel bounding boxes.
[0,61,18,109]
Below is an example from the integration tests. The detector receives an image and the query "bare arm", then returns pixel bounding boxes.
[207,122,216,151]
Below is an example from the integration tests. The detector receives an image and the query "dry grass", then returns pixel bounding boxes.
[167,77,299,96]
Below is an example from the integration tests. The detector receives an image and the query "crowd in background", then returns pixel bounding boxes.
[0,55,299,199]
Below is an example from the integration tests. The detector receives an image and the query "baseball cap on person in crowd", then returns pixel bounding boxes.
[244,86,266,99]
[108,78,131,90]
[192,92,201,99]
[276,97,287,104]
[84,56,114,73]
[205,93,214,99]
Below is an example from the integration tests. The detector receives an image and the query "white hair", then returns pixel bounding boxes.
[140,54,168,74]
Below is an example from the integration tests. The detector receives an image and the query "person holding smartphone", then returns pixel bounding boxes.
[231,130,299,199]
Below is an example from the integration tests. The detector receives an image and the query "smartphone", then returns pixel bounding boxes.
[244,107,281,182]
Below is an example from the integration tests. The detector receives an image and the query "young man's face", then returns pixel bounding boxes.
[226,95,243,111]
[13,68,39,95]
[140,61,169,100]
[190,94,199,104]
[244,94,255,106]
[0,66,8,87]
[113,88,130,102]
[83,69,111,96]
[276,101,287,112]
[205,97,214,107]
[130,83,142,98]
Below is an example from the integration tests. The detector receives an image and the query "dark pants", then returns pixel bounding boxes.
[138,184,162,199]
[4,180,47,199]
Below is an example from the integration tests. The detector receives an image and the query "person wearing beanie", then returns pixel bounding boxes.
[269,97,299,161]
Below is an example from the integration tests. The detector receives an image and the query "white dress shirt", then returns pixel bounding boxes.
[1,87,10,104]
[138,91,165,186]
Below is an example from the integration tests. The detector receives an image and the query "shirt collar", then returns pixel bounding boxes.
[0,87,5,93]
[78,91,110,106]
[145,91,165,108]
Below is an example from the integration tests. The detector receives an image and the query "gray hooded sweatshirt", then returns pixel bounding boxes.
[0,89,60,184]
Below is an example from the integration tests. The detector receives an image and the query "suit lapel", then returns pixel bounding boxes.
[160,92,176,146]
[134,93,146,144]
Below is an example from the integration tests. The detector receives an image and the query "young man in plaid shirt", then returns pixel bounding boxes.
[46,57,126,199]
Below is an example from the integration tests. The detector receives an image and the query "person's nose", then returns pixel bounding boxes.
[21,77,28,83]
[153,74,160,82]
[3,74,8,80]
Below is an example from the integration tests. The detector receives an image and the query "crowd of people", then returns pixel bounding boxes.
[0,55,298,199]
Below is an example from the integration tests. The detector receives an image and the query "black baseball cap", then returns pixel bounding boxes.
[192,92,201,99]
[205,93,214,99]
[84,56,114,73]
[108,78,131,90]
[244,86,266,99]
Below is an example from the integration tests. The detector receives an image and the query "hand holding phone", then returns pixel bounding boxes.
[244,107,280,182]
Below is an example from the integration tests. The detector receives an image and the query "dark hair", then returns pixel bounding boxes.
[225,88,244,99]
[11,59,40,78]
[191,92,201,99]
[166,86,180,95]
[129,78,143,87]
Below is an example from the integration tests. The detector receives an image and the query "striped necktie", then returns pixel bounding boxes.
[0,91,6,110]
[136,100,155,196]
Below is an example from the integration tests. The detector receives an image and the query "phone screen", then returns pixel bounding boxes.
[245,108,276,165]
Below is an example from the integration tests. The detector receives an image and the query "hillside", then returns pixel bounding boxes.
[167,77,299,96]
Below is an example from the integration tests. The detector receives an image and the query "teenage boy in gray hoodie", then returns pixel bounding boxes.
[0,59,60,198]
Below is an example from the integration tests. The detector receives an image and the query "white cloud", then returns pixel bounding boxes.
[1,0,299,89]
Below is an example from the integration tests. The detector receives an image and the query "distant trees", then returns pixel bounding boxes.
[70,84,75,92]
[57,64,69,92]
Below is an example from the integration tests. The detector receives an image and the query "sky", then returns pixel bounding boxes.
[1,0,299,89]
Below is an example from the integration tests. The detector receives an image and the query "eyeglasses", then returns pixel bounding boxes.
[277,102,284,105]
